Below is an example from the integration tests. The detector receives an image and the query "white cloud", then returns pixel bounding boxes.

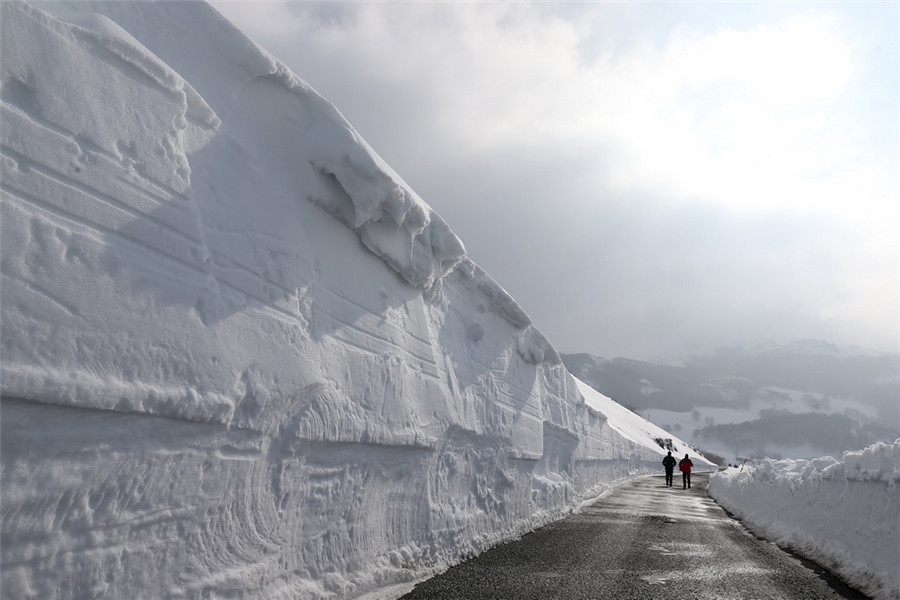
[209,1,898,357]
[591,16,865,211]
[221,3,878,207]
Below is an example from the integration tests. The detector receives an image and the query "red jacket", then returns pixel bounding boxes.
[679,458,693,473]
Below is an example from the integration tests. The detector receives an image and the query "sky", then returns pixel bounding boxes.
[211,1,900,360]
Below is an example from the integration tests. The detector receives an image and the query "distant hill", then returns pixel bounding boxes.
[562,340,899,461]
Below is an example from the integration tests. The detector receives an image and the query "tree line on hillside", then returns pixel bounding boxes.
[561,345,900,429]
[693,412,898,458]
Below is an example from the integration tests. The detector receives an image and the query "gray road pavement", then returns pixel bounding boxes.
[401,473,868,600]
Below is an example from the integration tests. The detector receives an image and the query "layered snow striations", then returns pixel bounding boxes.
[0,2,708,598]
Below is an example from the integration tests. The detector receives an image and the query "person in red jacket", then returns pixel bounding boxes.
[679,454,694,489]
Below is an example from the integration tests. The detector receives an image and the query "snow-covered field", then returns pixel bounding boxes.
[564,348,898,463]
[709,440,900,600]
[1,2,712,598]
[645,385,884,461]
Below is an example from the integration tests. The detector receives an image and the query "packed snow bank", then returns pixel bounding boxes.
[1,2,710,598]
[708,440,900,600]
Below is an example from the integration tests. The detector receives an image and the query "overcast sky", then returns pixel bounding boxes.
[211,1,899,360]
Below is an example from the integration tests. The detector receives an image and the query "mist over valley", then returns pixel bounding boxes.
[562,339,900,462]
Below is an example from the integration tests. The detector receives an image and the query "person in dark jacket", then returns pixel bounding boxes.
[679,454,694,489]
[662,451,677,487]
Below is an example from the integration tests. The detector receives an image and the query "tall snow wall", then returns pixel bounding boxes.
[1,2,683,598]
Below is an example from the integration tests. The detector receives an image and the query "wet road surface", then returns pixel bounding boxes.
[401,473,868,600]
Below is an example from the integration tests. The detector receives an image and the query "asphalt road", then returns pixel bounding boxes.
[400,472,869,600]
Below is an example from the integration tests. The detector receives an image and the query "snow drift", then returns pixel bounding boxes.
[708,440,900,600]
[0,2,709,598]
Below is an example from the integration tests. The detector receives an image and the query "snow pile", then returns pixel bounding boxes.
[708,440,900,600]
[0,2,711,598]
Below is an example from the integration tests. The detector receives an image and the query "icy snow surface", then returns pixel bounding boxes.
[709,440,900,600]
[1,2,712,598]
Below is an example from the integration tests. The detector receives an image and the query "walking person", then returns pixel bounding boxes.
[679,454,694,489]
[662,451,677,487]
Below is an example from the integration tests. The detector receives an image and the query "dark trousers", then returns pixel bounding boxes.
[682,472,691,489]
[665,468,674,487]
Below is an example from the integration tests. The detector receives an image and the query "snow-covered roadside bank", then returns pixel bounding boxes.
[708,440,900,600]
